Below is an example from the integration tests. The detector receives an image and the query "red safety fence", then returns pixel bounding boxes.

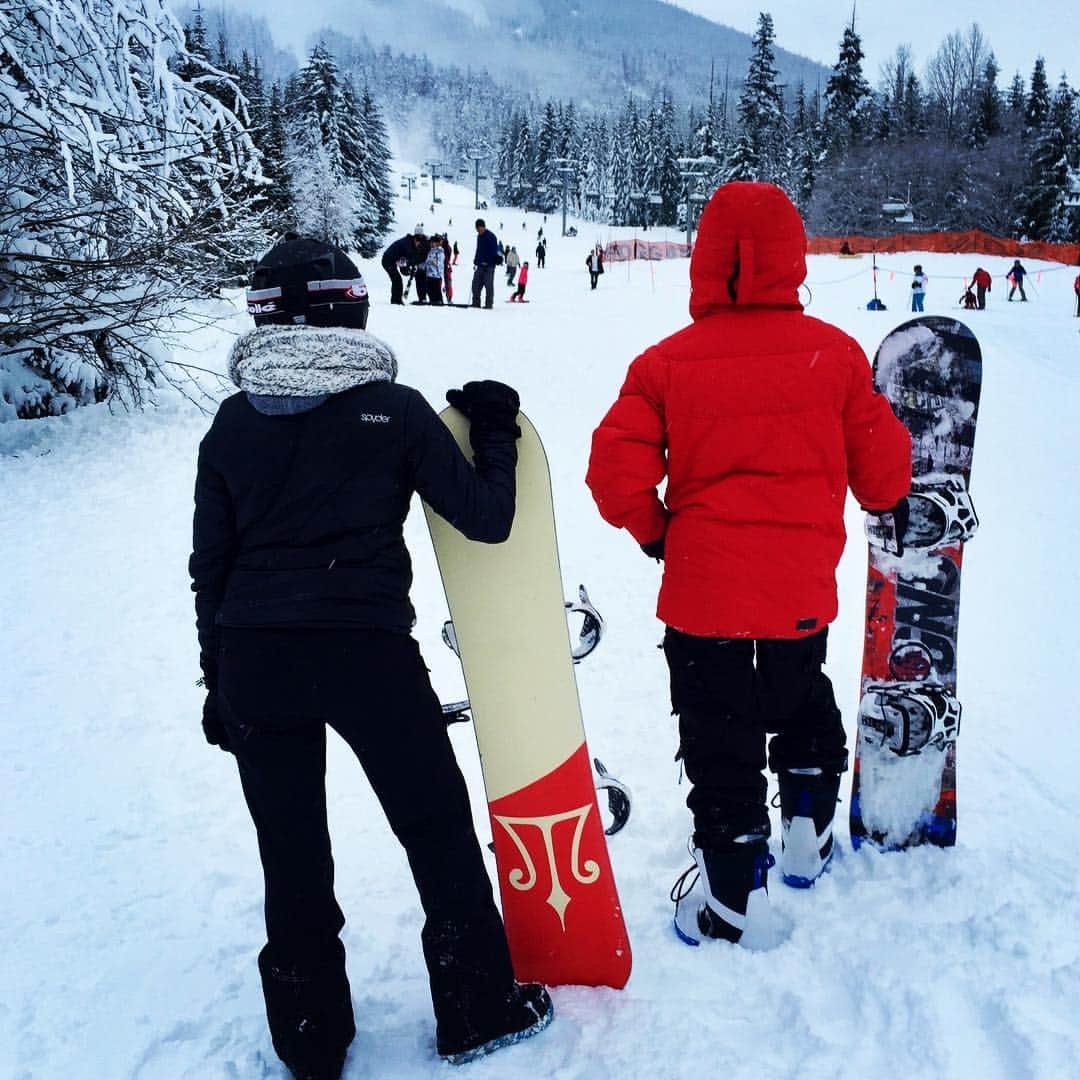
[808,230,1080,266]
[603,239,692,262]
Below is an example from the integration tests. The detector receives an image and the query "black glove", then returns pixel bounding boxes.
[198,651,231,753]
[446,380,521,440]
[201,690,232,753]
[641,537,666,562]
[865,497,909,557]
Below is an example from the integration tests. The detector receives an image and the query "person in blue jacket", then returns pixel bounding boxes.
[471,219,499,309]
[1007,259,1028,302]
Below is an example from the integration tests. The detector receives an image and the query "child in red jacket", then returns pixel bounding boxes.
[587,182,912,947]
[509,262,529,302]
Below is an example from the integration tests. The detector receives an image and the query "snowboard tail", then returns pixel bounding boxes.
[424,410,631,988]
[851,317,981,851]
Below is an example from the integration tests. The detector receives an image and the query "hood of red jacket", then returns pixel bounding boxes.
[689,182,807,319]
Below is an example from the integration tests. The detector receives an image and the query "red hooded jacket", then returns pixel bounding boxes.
[586,182,911,639]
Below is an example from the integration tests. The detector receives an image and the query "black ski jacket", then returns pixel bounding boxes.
[190,382,517,662]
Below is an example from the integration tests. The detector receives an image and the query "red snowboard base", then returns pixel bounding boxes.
[488,744,631,988]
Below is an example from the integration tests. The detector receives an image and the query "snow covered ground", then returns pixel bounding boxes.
[4,172,1080,1079]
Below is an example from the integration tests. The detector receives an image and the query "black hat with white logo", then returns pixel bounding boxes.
[247,238,369,329]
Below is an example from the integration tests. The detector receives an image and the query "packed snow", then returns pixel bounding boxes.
[3,171,1079,1079]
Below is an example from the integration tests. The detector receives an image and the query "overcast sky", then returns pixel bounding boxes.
[667,1,1074,86]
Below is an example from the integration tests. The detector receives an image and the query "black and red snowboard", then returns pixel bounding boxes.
[850,317,981,851]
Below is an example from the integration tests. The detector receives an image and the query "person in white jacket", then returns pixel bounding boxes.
[505,246,521,286]
[911,264,927,313]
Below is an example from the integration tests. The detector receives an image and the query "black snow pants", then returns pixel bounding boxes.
[383,260,405,305]
[471,265,495,308]
[663,627,847,849]
[218,627,515,1074]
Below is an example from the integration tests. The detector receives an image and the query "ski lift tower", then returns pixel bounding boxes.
[400,173,417,202]
[423,160,446,205]
[551,158,578,237]
[677,156,715,250]
[466,146,490,211]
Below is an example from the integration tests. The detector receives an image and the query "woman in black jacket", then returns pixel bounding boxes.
[190,239,551,1078]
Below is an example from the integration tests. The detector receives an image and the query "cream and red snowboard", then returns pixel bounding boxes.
[424,408,631,989]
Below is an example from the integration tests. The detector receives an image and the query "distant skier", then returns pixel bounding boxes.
[190,238,551,1077]
[510,261,529,302]
[380,230,427,305]
[505,246,521,286]
[970,267,992,310]
[452,240,460,265]
[471,219,499,309]
[586,183,911,948]
[535,238,547,269]
[1074,269,1080,316]
[911,264,927,313]
[1007,259,1028,301]
[586,248,604,290]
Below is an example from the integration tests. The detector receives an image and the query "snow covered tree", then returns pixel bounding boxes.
[968,55,1003,148]
[260,82,292,222]
[284,44,390,256]
[609,103,636,224]
[1024,58,1051,135]
[725,13,785,183]
[533,102,563,213]
[0,0,266,419]
[1006,72,1026,118]
[822,17,871,152]
[1018,75,1078,240]
[357,85,395,242]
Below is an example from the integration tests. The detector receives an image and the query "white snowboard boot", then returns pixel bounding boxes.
[778,760,845,888]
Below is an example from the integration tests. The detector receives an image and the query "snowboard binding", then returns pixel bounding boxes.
[593,757,631,836]
[442,584,605,665]
[865,475,978,556]
[858,683,961,755]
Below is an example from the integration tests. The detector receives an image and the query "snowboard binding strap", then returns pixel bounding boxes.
[859,682,961,756]
[866,475,978,555]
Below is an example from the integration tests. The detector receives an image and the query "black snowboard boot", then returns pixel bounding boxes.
[258,943,355,1080]
[672,830,777,950]
[436,981,554,1065]
[777,753,847,888]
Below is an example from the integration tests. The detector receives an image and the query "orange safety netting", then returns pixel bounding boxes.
[808,230,1080,266]
[603,239,691,262]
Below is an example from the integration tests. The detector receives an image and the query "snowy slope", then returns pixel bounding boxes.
[3,173,1080,1079]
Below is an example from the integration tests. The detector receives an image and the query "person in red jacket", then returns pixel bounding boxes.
[586,182,911,947]
[1073,270,1079,316]
[970,267,992,310]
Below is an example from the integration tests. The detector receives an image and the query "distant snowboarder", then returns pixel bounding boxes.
[510,261,529,302]
[586,183,911,948]
[190,238,552,1077]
